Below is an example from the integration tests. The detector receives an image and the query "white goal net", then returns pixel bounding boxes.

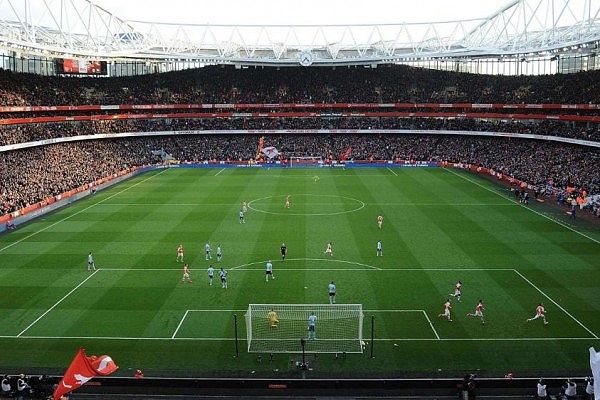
[289,156,324,167]
[245,304,364,354]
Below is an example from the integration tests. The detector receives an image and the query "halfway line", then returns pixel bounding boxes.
[99,267,514,272]
[96,202,513,207]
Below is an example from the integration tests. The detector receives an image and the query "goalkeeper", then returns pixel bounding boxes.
[267,309,279,328]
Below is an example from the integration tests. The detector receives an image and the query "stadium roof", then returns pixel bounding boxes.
[0,0,599,65]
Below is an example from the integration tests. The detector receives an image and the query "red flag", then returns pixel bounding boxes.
[53,348,118,400]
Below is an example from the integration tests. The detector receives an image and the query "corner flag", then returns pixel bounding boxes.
[53,348,118,400]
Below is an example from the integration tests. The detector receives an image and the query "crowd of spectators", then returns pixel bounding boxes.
[0,65,598,219]
[1,134,598,217]
[1,373,54,398]
[2,64,600,106]
[0,118,598,146]
[535,377,595,399]
[0,139,157,215]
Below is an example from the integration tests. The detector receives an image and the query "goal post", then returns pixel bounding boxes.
[289,156,323,167]
[245,304,364,354]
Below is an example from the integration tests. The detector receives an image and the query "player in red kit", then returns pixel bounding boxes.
[527,303,548,325]
[449,281,462,302]
[182,264,192,283]
[438,299,452,322]
[466,300,485,324]
[176,244,184,263]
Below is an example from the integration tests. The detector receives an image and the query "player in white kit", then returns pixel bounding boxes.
[324,242,333,256]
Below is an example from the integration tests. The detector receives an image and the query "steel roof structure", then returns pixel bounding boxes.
[0,0,599,65]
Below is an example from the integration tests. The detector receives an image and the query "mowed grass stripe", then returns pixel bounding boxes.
[0,167,598,377]
[444,168,600,244]
[17,268,590,340]
[0,169,169,252]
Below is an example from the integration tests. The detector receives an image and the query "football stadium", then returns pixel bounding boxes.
[0,0,599,398]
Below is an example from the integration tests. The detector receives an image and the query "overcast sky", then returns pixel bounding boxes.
[94,0,511,25]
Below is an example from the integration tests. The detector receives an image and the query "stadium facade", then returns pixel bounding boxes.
[1,0,600,75]
[1,1,599,397]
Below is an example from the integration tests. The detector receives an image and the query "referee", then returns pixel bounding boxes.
[280,243,287,261]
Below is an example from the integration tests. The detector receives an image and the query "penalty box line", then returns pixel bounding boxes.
[16,269,101,337]
[171,309,440,340]
[512,269,599,339]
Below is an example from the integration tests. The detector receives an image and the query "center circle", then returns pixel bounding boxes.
[247,194,365,216]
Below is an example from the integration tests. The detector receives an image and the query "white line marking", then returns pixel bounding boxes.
[0,169,168,253]
[100,203,237,207]
[182,309,426,313]
[171,310,189,339]
[387,167,398,176]
[0,335,594,341]
[99,267,514,272]
[96,202,512,207]
[513,269,598,339]
[254,174,404,177]
[17,269,100,337]
[247,194,365,216]
[445,168,600,245]
[422,310,441,340]
[230,258,382,271]
[214,168,226,176]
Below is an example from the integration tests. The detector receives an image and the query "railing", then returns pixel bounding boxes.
[2,111,600,126]
[2,102,600,114]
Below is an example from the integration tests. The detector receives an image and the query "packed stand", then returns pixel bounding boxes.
[0,118,598,146]
[2,65,600,106]
[1,134,598,218]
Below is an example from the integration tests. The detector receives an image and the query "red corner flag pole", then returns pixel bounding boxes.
[53,348,118,400]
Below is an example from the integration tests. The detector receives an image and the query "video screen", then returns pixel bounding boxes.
[56,59,107,75]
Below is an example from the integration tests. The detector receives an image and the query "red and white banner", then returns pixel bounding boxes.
[53,348,118,400]
[261,146,279,159]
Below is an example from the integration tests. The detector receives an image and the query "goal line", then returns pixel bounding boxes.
[171,308,440,344]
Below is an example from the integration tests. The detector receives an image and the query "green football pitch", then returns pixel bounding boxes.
[1,167,598,377]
